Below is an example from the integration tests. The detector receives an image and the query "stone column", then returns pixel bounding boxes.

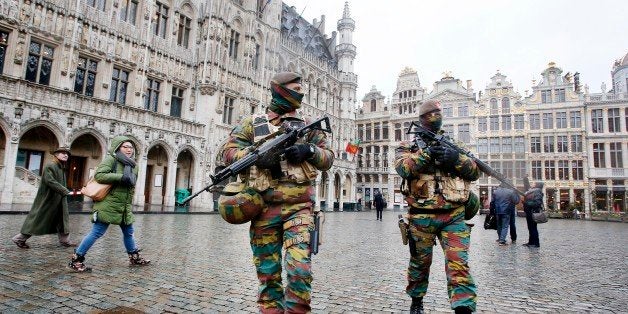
[326,174,334,211]
[163,160,177,207]
[338,175,345,211]
[134,155,148,207]
[0,141,19,208]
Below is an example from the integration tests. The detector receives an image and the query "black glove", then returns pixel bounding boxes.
[430,146,459,165]
[284,144,315,164]
[120,173,133,186]
[256,150,282,169]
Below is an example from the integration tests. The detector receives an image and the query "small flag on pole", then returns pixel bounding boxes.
[345,139,360,155]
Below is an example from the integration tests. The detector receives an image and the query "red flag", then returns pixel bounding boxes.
[345,139,360,155]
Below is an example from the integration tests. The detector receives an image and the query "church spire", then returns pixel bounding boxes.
[343,1,351,19]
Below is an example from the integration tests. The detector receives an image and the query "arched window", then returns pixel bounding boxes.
[370,99,376,111]
[501,97,510,114]
[490,98,498,114]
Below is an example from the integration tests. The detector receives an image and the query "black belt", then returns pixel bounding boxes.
[408,207,456,215]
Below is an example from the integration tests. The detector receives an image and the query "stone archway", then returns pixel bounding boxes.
[318,171,328,210]
[14,126,59,204]
[145,144,171,206]
[174,149,194,205]
[0,125,6,169]
[343,173,352,202]
[334,172,341,210]
[68,133,104,194]
[17,126,59,176]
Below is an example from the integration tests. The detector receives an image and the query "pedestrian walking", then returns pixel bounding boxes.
[68,136,150,272]
[374,191,385,221]
[523,182,544,248]
[509,198,518,243]
[394,99,479,314]
[219,72,334,313]
[491,182,521,246]
[12,147,77,249]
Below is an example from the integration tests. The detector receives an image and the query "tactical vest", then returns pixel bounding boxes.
[247,114,317,192]
[402,170,470,205]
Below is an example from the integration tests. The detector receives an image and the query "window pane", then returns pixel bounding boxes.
[39,58,52,85]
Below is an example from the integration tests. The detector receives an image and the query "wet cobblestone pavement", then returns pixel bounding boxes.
[1,211,626,313]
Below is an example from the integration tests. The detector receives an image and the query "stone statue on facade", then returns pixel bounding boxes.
[20,0,32,24]
[33,3,43,27]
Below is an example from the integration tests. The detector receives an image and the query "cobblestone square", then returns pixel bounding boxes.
[1,211,626,313]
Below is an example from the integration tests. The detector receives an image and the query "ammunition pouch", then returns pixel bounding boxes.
[406,173,470,203]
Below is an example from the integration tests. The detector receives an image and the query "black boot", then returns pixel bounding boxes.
[454,306,473,314]
[128,249,150,266]
[68,252,91,272]
[410,297,424,314]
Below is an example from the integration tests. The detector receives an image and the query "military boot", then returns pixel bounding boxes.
[128,249,150,266]
[454,306,473,314]
[410,297,424,314]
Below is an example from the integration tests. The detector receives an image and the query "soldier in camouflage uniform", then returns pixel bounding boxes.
[220,72,334,313]
[395,99,479,314]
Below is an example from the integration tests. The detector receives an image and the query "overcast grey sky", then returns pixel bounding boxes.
[284,0,628,104]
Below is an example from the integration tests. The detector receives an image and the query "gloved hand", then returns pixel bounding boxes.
[284,144,315,164]
[120,173,133,186]
[255,150,281,169]
[430,146,459,165]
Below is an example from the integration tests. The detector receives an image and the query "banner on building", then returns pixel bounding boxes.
[345,139,360,155]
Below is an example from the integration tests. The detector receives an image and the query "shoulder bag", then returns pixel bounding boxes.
[81,177,112,201]
[532,208,548,224]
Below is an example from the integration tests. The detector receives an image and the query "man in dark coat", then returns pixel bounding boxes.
[523,181,544,247]
[374,191,385,221]
[12,147,76,248]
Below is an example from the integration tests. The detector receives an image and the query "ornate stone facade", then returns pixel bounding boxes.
[357,59,627,217]
[0,0,358,211]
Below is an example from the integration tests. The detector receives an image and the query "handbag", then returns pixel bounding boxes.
[532,210,548,224]
[81,177,112,201]
[483,212,497,230]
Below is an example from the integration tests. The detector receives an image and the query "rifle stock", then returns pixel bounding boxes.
[178,116,332,205]
[407,121,525,196]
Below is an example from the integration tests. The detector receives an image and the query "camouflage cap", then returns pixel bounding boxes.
[419,99,442,116]
[271,72,301,85]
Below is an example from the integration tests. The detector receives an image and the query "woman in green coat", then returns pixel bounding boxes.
[12,147,77,248]
[68,136,150,272]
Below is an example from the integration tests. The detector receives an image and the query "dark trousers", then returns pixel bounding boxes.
[376,209,383,220]
[524,211,540,246]
[509,211,517,241]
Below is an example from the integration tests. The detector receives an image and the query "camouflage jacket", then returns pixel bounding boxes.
[394,140,480,211]
[220,113,334,204]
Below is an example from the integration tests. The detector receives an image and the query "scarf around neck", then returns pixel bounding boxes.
[115,151,137,186]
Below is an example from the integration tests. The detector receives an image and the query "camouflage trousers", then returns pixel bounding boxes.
[406,205,477,311]
[250,202,313,314]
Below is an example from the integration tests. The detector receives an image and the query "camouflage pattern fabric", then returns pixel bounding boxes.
[464,191,480,220]
[406,206,477,311]
[250,198,313,313]
[219,113,333,313]
[394,140,480,210]
[395,137,479,311]
[218,182,265,224]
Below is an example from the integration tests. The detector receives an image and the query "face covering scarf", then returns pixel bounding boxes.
[268,82,304,115]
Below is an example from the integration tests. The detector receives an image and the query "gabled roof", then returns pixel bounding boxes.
[281,4,335,62]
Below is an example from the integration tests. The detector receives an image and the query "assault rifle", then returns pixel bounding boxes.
[178,116,333,205]
[407,121,525,196]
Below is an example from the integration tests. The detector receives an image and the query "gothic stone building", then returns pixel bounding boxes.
[0,0,358,211]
